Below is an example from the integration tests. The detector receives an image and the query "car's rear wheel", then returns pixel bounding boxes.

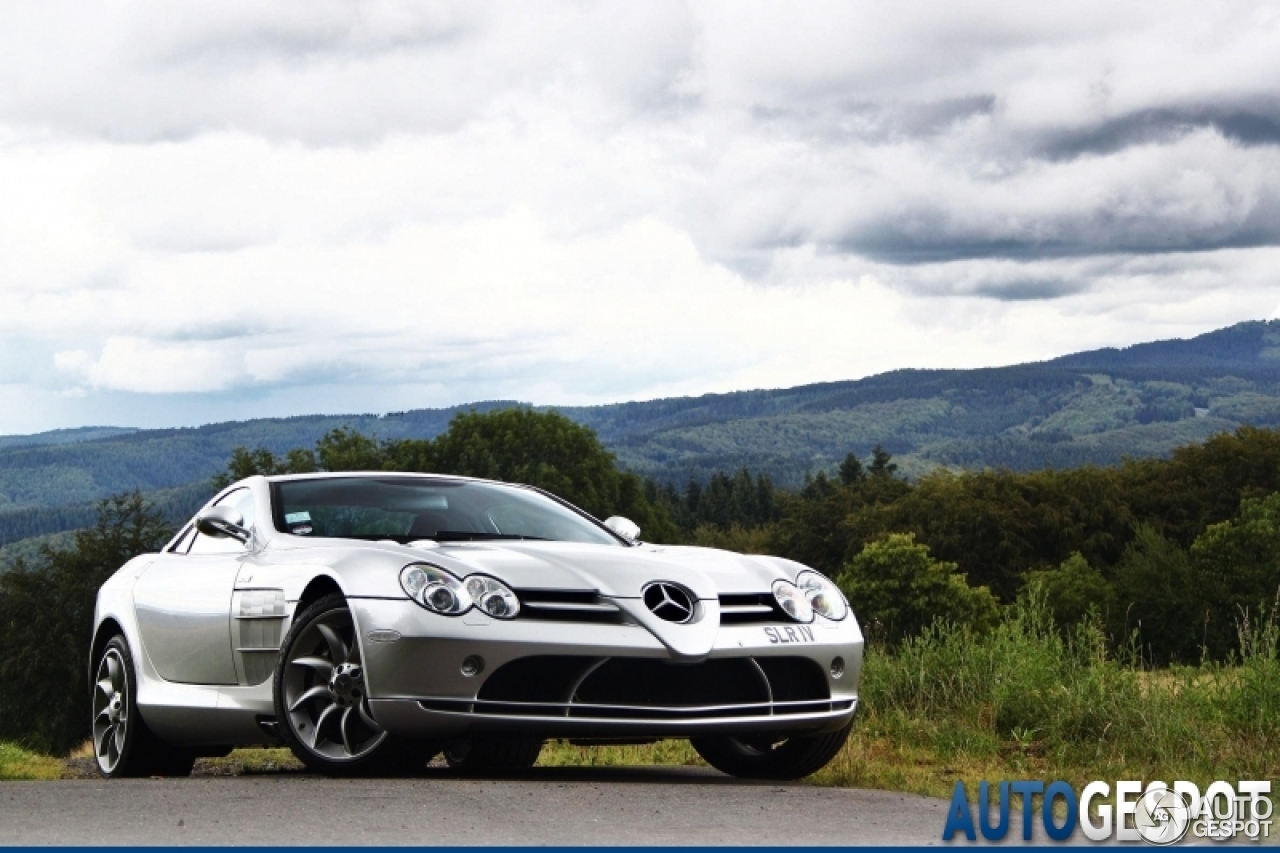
[691,723,852,780]
[275,593,440,776]
[443,737,543,775]
[91,635,197,778]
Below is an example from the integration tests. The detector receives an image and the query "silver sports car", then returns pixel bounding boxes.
[90,472,863,779]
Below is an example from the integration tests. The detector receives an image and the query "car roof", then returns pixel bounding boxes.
[262,471,495,486]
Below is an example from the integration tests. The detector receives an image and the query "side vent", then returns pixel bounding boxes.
[233,589,289,685]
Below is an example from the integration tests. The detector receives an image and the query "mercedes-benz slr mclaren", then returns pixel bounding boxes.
[90,473,863,778]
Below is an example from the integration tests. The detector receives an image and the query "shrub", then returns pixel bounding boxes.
[836,533,999,644]
[1020,551,1115,630]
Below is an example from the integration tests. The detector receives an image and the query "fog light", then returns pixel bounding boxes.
[830,656,845,679]
[461,655,485,677]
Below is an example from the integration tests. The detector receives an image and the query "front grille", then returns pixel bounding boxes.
[719,592,785,624]
[514,590,792,626]
[515,589,629,625]
[417,655,846,720]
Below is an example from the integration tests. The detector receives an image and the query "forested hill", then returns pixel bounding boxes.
[1050,320,1280,371]
[1,319,1278,550]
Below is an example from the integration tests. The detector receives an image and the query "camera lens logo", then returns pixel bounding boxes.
[1135,786,1191,846]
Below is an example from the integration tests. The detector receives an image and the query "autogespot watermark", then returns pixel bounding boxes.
[942,779,1273,844]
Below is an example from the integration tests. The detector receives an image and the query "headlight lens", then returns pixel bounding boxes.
[796,570,848,621]
[772,579,814,623]
[465,575,521,620]
[400,564,472,615]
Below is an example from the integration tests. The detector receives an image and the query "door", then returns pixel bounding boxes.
[133,488,257,685]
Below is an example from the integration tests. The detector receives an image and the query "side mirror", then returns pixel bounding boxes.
[196,505,250,543]
[604,516,641,542]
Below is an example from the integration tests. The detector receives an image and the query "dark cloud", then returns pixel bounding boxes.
[824,217,1280,263]
[829,203,1280,265]
[971,279,1089,301]
[1038,100,1280,160]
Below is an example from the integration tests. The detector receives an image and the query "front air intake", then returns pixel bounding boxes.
[426,655,842,721]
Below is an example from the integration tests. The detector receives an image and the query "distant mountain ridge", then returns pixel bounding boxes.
[1,319,1277,553]
[1050,320,1280,370]
[0,425,139,450]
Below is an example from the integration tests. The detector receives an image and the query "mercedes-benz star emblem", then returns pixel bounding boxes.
[643,582,695,624]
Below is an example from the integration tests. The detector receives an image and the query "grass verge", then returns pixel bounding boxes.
[0,742,64,780]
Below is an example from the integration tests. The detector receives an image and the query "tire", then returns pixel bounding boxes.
[274,593,441,776]
[691,723,852,780]
[443,737,543,775]
[91,635,197,778]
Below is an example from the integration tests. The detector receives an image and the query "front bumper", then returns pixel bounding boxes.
[350,596,863,739]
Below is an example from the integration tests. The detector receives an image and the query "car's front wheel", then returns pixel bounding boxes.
[691,723,852,780]
[274,593,440,776]
[91,635,197,778]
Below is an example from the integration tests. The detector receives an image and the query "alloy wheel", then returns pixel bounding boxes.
[281,607,387,761]
[91,648,130,774]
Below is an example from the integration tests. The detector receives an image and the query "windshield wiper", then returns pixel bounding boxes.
[430,531,550,542]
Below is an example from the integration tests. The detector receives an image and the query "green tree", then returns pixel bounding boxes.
[315,427,386,472]
[769,475,860,576]
[1109,525,1202,663]
[401,409,621,513]
[1188,492,1280,656]
[836,532,999,644]
[0,492,172,754]
[1021,551,1115,630]
[868,445,898,478]
[1191,492,1280,602]
[213,445,317,488]
[838,452,865,485]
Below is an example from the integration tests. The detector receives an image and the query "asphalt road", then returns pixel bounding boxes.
[0,766,953,846]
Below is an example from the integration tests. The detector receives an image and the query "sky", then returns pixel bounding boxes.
[1,1,1278,435]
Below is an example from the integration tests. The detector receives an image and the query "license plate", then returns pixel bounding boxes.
[763,625,815,644]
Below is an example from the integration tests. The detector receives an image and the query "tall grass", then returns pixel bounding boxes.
[813,594,1280,794]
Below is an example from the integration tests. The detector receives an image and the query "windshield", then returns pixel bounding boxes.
[272,477,621,546]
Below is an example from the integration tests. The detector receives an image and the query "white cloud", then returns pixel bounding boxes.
[0,1,1278,433]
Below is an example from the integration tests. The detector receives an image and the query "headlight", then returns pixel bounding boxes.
[772,579,814,623]
[796,570,848,621]
[465,575,521,620]
[400,564,472,615]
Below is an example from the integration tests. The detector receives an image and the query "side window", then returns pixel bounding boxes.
[187,488,257,556]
